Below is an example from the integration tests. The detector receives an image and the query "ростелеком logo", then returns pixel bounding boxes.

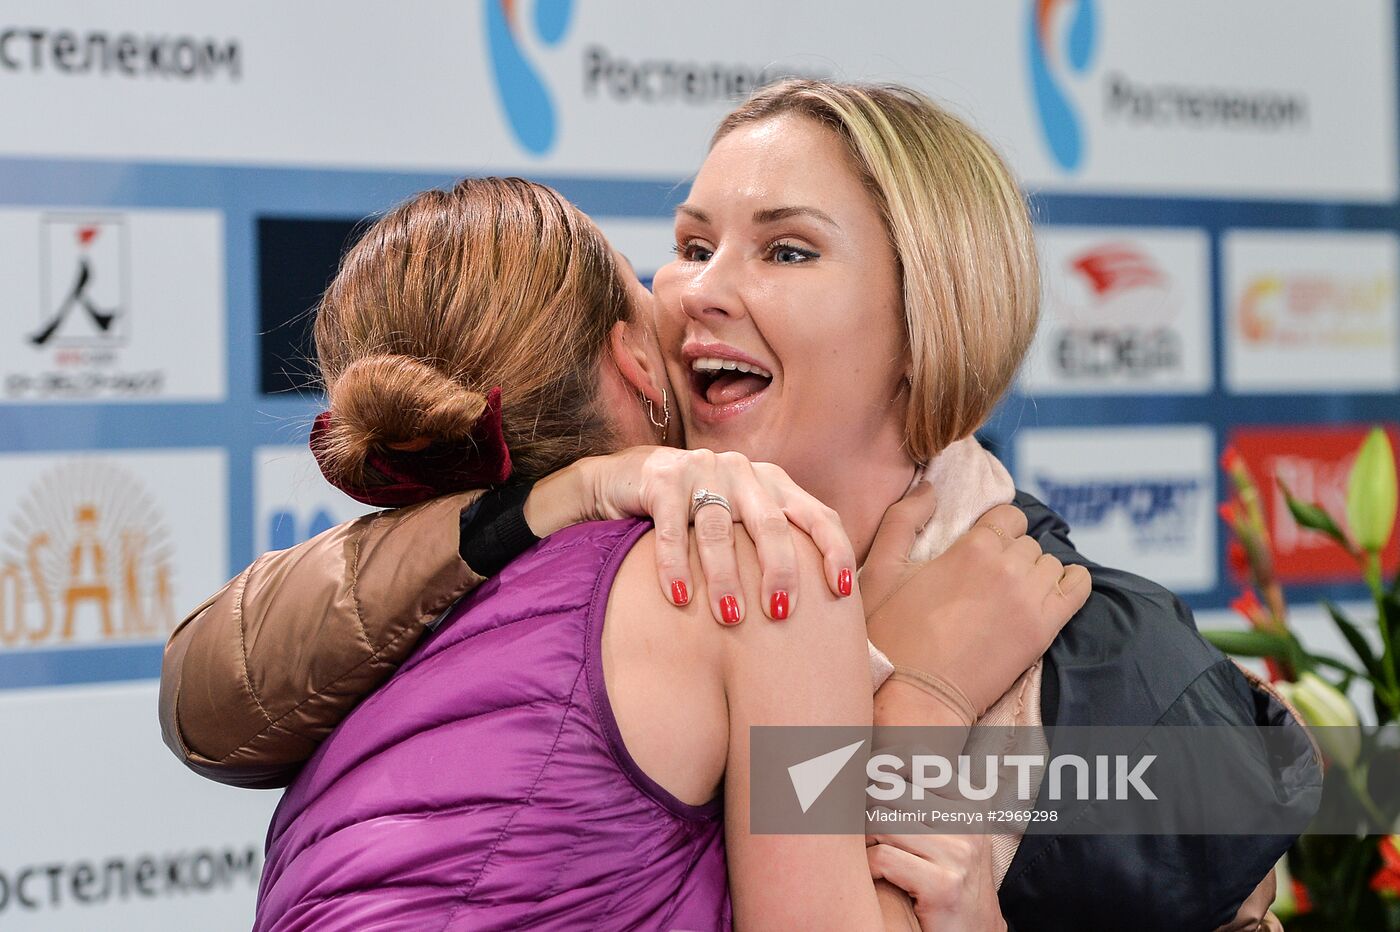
[1027,0,1098,172]
[485,0,575,155]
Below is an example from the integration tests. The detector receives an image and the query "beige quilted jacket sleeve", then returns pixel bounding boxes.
[158,491,484,789]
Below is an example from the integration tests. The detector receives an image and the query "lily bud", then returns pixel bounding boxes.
[1347,427,1397,553]
[1276,672,1361,769]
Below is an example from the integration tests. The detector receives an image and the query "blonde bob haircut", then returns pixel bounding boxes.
[713,80,1040,463]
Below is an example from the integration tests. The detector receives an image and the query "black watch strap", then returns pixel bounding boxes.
[459,479,541,578]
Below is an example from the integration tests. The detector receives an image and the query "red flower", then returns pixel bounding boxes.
[1374,836,1400,899]
[1383,835,1400,871]
[1218,501,1239,526]
[1230,589,1265,626]
[1221,446,1246,474]
[1371,869,1400,898]
[1228,540,1249,578]
[1293,877,1312,913]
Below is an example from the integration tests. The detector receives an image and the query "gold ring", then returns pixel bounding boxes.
[987,524,1005,539]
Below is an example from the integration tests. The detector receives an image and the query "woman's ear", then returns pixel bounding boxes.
[608,320,664,403]
[608,320,679,445]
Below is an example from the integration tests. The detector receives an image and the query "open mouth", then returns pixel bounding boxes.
[689,356,774,410]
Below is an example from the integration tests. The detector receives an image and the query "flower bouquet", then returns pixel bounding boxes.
[1206,427,1400,930]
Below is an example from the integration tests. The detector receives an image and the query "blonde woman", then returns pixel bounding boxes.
[164,81,1314,930]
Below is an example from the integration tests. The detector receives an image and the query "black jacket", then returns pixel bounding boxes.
[998,491,1320,931]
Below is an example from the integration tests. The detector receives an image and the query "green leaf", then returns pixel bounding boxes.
[1304,649,1372,685]
[1277,477,1351,551]
[1381,592,1400,659]
[1346,426,1398,553]
[1202,628,1294,659]
[1323,600,1384,681]
[1306,652,1369,684]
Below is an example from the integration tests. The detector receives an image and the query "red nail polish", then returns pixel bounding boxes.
[671,579,689,606]
[720,595,741,625]
[770,590,789,621]
[838,568,853,597]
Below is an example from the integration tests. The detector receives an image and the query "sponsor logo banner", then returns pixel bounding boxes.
[0,682,274,929]
[1229,425,1400,583]
[1224,230,1400,394]
[1015,425,1216,592]
[0,1,1391,200]
[254,447,371,553]
[1021,227,1211,394]
[0,449,226,663]
[0,208,225,403]
[1023,1,1395,199]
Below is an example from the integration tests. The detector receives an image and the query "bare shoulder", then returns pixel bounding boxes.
[600,525,869,805]
[601,529,727,807]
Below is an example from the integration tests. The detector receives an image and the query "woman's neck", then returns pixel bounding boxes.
[795,450,919,567]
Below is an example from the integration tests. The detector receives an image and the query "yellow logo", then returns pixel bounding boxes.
[0,461,176,648]
[1238,273,1392,346]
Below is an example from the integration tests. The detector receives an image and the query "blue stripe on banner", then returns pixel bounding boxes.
[0,643,163,690]
[2,127,1398,689]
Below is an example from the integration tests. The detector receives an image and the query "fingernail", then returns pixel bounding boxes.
[770,590,789,621]
[671,579,689,606]
[720,594,741,625]
[838,568,853,597]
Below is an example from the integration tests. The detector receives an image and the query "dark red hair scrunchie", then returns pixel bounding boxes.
[310,386,512,507]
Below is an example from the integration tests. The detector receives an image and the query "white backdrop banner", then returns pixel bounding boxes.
[0,1,1392,200]
[0,682,276,930]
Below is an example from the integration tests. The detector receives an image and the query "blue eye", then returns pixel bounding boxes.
[770,242,818,264]
[672,241,713,262]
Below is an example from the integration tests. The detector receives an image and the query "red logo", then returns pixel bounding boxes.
[1229,425,1400,583]
[1069,243,1166,298]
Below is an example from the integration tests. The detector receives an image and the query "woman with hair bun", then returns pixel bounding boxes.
[233,174,1081,930]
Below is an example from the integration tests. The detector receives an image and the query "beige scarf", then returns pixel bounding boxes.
[862,436,1045,887]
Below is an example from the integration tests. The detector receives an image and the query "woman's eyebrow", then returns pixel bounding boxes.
[752,206,839,228]
[674,204,839,229]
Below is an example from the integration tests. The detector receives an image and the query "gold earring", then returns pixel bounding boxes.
[643,387,670,438]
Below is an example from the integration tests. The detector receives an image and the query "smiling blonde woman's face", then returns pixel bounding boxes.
[650,113,910,487]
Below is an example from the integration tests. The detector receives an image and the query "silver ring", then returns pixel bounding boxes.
[690,489,732,520]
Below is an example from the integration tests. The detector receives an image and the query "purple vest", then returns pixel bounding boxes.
[255,519,730,931]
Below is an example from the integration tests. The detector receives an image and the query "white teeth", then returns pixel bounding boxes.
[690,356,773,379]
